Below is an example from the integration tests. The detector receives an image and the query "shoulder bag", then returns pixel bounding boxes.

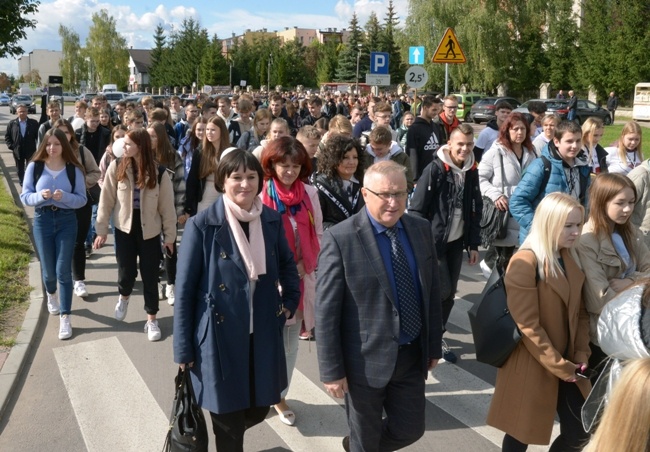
[162,367,208,452]
[480,151,509,248]
[467,262,523,368]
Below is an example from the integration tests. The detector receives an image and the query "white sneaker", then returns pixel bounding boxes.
[115,296,129,321]
[59,315,72,340]
[480,260,492,279]
[145,319,161,341]
[74,280,89,298]
[166,284,175,306]
[47,292,60,315]
[158,283,165,300]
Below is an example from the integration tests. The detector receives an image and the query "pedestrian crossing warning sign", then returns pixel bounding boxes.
[432,28,466,64]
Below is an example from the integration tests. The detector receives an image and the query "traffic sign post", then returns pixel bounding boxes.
[431,28,467,95]
[405,66,428,89]
[409,46,425,65]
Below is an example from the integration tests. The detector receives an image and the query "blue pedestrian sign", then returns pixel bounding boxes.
[409,47,425,65]
[370,52,389,74]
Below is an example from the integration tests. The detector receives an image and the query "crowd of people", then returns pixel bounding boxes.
[7,88,650,451]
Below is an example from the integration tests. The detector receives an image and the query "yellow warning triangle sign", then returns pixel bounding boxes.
[432,28,466,64]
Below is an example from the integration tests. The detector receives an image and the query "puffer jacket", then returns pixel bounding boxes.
[479,142,536,247]
[597,284,650,360]
[509,141,591,244]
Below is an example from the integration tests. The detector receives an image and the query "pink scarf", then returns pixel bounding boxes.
[261,179,320,274]
[222,195,266,281]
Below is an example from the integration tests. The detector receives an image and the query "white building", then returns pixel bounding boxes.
[17,50,62,84]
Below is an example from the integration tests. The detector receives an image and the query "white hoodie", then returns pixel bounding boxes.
[436,145,476,243]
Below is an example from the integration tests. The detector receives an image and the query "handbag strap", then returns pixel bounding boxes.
[498,151,506,194]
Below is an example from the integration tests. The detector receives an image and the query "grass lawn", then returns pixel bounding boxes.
[601,123,650,158]
[0,175,32,347]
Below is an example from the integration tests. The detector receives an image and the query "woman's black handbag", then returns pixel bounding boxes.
[87,184,101,205]
[162,368,209,452]
[467,265,522,367]
[480,152,509,248]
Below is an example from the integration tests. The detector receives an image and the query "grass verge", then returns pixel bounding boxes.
[0,174,32,347]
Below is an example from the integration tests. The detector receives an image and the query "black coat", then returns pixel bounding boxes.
[184,151,207,216]
[75,124,110,164]
[5,117,39,160]
[409,157,483,256]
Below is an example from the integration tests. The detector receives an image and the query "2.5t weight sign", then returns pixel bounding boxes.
[405,66,428,89]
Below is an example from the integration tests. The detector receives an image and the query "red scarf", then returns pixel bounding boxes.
[439,112,460,137]
[261,179,320,275]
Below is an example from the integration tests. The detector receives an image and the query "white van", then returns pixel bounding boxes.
[102,84,118,93]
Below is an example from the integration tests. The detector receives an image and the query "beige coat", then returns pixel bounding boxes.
[95,160,177,243]
[487,249,591,445]
[577,220,650,344]
[628,160,650,248]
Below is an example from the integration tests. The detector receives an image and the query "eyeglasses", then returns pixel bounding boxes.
[375,114,391,119]
[444,105,458,110]
[365,187,408,201]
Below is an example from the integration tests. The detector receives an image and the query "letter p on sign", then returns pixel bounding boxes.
[370,52,389,75]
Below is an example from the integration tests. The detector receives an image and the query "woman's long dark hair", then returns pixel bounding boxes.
[149,122,176,168]
[31,128,83,171]
[117,129,157,189]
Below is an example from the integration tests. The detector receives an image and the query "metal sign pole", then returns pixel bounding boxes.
[445,63,449,96]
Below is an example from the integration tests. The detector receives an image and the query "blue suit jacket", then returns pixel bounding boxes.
[316,210,442,388]
[173,196,300,414]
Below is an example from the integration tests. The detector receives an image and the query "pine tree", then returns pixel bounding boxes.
[149,24,166,89]
[200,34,229,86]
[380,1,404,85]
[545,0,579,91]
[365,12,382,53]
[335,12,368,82]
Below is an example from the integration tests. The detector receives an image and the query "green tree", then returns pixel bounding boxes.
[168,19,209,87]
[85,9,129,90]
[365,12,383,53]
[545,0,580,91]
[0,0,39,58]
[276,39,311,88]
[58,25,87,92]
[149,24,167,89]
[336,12,368,82]
[380,1,404,85]
[315,41,340,85]
[200,34,229,86]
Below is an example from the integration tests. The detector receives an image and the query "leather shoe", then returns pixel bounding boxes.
[342,435,350,452]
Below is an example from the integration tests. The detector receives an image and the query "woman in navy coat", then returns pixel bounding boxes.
[173,149,300,452]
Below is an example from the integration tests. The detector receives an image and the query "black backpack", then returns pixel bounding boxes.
[33,161,76,190]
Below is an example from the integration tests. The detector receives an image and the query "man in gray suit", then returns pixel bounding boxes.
[316,160,442,452]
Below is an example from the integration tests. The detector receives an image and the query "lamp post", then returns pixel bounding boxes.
[355,43,362,95]
[267,54,272,93]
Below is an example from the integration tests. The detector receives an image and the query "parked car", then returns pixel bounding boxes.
[514,98,612,125]
[0,93,11,106]
[104,92,127,106]
[10,95,36,114]
[77,93,95,103]
[452,92,483,122]
[468,97,521,124]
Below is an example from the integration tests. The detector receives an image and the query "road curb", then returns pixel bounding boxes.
[0,259,44,420]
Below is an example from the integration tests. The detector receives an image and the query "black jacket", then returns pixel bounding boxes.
[5,117,39,160]
[184,151,207,216]
[408,157,483,256]
[405,117,443,181]
[75,125,110,164]
[311,172,364,230]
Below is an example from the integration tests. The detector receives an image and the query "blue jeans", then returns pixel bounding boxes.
[33,207,78,315]
[85,203,98,246]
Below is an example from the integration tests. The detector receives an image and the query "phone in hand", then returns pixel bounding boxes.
[165,248,174,259]
[575,367,597,379]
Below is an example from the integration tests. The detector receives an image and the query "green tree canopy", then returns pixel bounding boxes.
[85,9,129,90]
[0,0,39,59]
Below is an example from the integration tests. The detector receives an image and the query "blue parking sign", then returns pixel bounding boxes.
[370,52,389,74]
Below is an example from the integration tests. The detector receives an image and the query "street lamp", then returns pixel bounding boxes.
[355,43,362,95]
[267,54,272,93]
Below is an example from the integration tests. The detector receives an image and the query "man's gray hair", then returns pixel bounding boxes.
[363,161,406,186]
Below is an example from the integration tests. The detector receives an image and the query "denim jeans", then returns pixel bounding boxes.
[438,238,465,330]
[33,207,78,315]
[84,203,98,246]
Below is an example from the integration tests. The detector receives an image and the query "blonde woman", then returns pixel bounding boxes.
[487,193,591,451]
[531,114,559,157]
[584,358,650,452]
[581,117,607,173]
[605,121,643,174]
[252,118,290,160]
[237,108,271,151]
